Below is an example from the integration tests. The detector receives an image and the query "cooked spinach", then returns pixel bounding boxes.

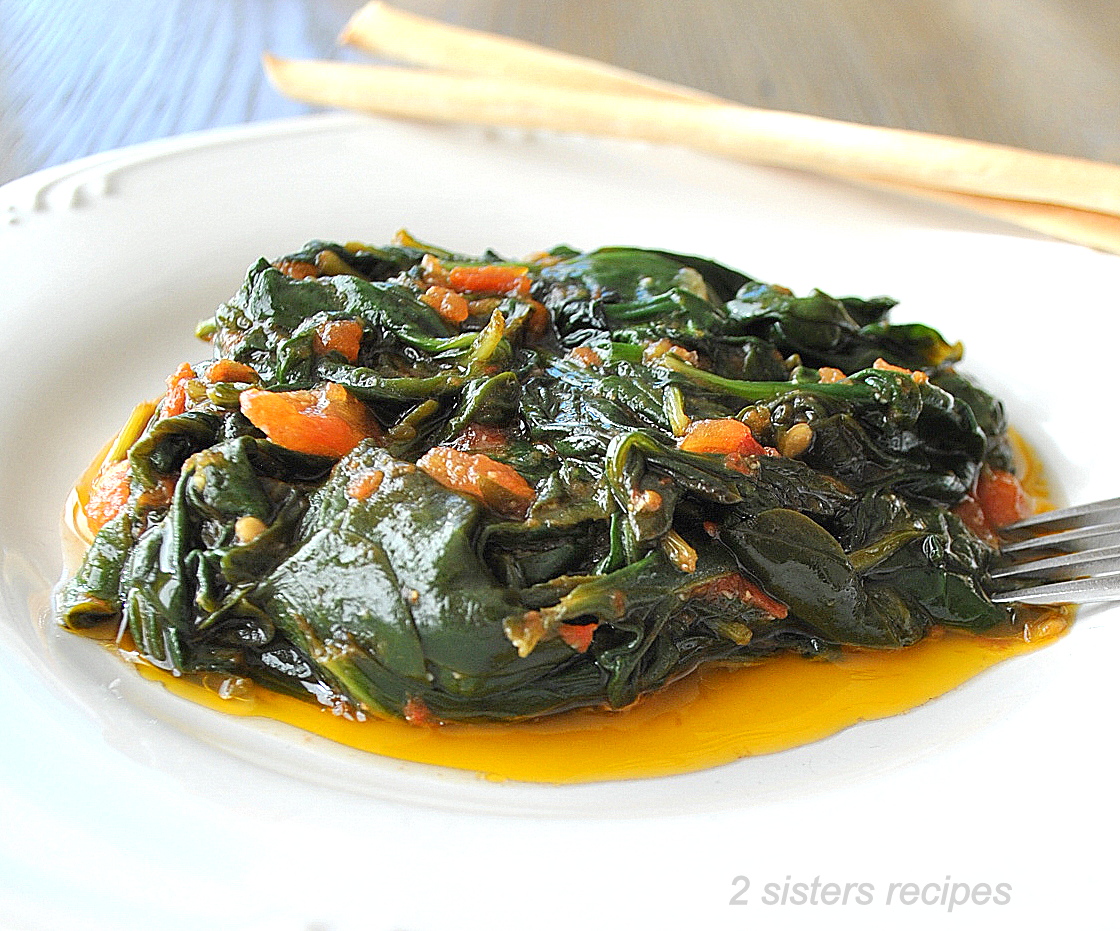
[59,237,1027,722]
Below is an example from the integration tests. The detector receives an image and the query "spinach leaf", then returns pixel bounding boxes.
[60,238,1024,723]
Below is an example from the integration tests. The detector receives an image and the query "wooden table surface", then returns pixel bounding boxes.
[2,0,1118,187]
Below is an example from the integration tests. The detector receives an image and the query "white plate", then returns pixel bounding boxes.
[1,114,1117,931]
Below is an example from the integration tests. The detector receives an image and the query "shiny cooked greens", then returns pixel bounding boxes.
[58,236,1027,722]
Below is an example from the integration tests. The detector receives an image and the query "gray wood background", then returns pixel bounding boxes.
[2,0,1118,186]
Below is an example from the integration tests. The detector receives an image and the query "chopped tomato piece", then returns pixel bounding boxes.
[679,418,765,457]
[162,363,197,418]
[402,695,439,727]
[240,383,380,458]
[134,475,176,515]
[417,446,536,518]
[872,357,929,385]
[419,253,451,287]
[569,346,602,367]
[558,622,598,653]
[630,488,663,515]
[313,319,364,362]
[818,366,848,384]
[346,469,384,500]
[420,286,470,325]
[450,423,508,452]
[524,298,551,337]
[976,467,1034,528]
[205,359,258,384]
[743,580,789,619]
[953,493,996,545]
[447,264,531,297]
[643,339,699,365]
[690,573,789,620]
[85,459,132,531]
[274,258,319,280]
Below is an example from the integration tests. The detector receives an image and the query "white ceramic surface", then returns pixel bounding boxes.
[1,113,1117,931]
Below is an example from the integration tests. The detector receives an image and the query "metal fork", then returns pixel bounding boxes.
[989,497,1120,604]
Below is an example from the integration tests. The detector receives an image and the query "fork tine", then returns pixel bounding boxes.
[998,521,1120,554]
[1000,496,1120,533]
[992,497,1120,605]
[990,543,1120,580]
[990,571,1120,605]
[1003,524,1120,553]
